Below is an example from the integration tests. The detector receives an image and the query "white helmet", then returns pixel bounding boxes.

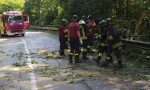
[79,20,86,25]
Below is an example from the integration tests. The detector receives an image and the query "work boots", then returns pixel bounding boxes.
[69,55,73,64]
[82,53,89,60]
[59,50,65,56]
[116,59,123,68]
[101,58,113,67]
[93,57,101,65]
[75,55,81,63]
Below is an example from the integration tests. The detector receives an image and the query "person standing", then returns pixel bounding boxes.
[79,16,88,60]
[58,19,68,56]
[68,15,82,64]
[94,20,108,65]
[86,15,96,52]
[102,18,123,68]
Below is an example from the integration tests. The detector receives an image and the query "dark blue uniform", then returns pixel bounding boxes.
[96,26,108,63]
[94,20,109,64]
[105,26,123,68]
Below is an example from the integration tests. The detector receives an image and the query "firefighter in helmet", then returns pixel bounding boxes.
[102,18,123,68]
[79,16,89,60]
[94,20,108,64]
[58,19,68,56]
[68,15,82,64]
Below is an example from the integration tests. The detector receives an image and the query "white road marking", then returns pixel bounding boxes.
[23,39,38,90]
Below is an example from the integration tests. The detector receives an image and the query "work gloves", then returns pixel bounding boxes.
[79,38,83,45]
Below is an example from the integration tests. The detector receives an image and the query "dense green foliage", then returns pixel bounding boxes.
[0,0,150,39]
[22,0,150,24]
[0,0,24,13]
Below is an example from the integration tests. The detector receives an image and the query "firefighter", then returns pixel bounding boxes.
[81,15,87,23]
[94,20,108,64]
[58,19,68,56]
[68,15,82,64]
[79,16,88,60]
[86,15,96,52]
[102,18,123,68]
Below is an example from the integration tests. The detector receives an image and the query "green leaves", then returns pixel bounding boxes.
[1,0,148,28]
[0,0,25,13]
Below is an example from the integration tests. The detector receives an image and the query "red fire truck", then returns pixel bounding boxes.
[0,11,29,36]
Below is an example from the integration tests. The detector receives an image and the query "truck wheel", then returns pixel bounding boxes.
[21,33,25,37]
[4,30,8,37]
[0,33,5,37]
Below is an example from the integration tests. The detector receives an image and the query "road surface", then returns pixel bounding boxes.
[0,30,149,90]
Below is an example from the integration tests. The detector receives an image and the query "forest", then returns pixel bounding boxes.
[0,0,150,41]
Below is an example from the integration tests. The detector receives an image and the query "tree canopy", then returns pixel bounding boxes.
[22,0,150,25]
[0,0,25,13]
[0,0,150,38]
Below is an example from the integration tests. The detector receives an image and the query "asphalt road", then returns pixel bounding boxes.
[0,30,149,90]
